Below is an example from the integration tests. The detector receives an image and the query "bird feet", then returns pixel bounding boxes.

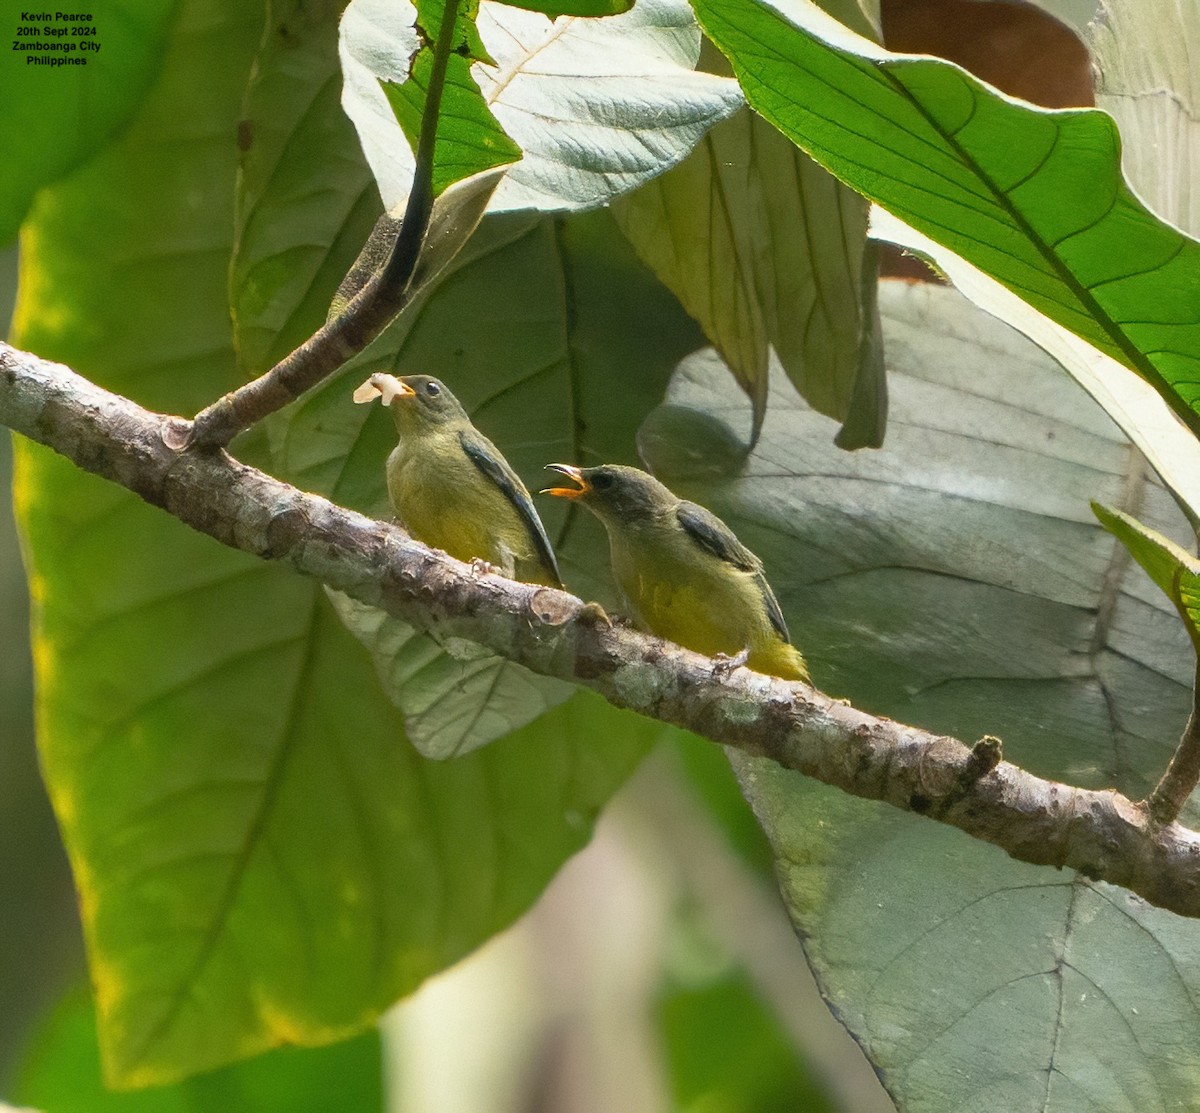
[577,603,637,629]
[470,557,504,577]
[711,647,751,677]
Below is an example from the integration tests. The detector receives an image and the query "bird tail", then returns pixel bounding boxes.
[751,642,810,685]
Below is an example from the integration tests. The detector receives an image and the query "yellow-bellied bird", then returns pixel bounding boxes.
[355,373,561,586]
[544,464,808,682]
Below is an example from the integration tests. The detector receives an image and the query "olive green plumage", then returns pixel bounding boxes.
[544,464,808,682]
[354,373,561,587]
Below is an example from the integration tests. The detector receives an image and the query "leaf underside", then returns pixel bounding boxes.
[692,0,1200,440]
[641,279,1200,1112]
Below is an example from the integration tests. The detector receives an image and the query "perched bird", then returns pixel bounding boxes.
[354,373,561,586]
[544,464,809,682]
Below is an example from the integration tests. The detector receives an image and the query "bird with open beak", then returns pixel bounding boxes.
[544,464,808,682]
[354,373,561,587]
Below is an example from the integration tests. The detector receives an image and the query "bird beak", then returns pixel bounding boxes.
[542,463,589,499]
[352,373,416,405]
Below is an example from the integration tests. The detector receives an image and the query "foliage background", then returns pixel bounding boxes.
[7,0,1200,1108]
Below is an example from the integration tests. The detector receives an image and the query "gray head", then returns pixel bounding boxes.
[543,463,676,522]
[353,372,469,432]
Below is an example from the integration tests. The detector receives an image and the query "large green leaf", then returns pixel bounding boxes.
[11,0,661,1088]
[0,0,175,244]
[868,208,1200,526]
[641,280,1200,1111]
[382,53,523,198]
[691,0,1200,440]
[339,0,742,215]
[327,590,576,759]
[373,0,524,199]
[659,971,836,1113]
[229,0,382,376]
[613,105,882,446]
[1092,502,1200,655]
[867,0,1200,524]
[14,988,383,1112]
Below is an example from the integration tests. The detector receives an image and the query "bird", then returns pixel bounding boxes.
[543,464,808,682]
[354,372,561,587]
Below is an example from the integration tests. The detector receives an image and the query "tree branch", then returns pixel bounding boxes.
[1146,661,1200,827]
[5,339,1200,918]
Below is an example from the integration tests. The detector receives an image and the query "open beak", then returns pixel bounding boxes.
[352,373,416,405]
[542,463,590,499]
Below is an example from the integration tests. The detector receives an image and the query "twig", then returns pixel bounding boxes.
[5,339,1200,919]
[1146,662,1200,827]
[183,0,462,450]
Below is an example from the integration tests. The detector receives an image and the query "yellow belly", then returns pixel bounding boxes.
[387,442,550,583]
[614,542,808,682]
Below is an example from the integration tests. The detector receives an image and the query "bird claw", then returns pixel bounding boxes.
[471,557,503,577]
[711,647,751,677]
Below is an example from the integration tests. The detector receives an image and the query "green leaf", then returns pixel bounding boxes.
[863,0,1200,526]
[613,107,882,446]
[642,279,1200,1111]
[691,0,1200,441]
[381,53,522,197]
[15,988,383,1112]
[327,590,574,759]
[10,0,664,1088]
[339,0,742,214]
[493,0,633,16]
[669,736,775,875]
[415,0,492,62]
[868,208,1200,526]
[230,0,382,376]
[659,972,836,1113]
[1092,501,1200,655]
[0,1,175,244]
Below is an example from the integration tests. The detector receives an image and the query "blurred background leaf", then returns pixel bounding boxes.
[377,752,889,1113]
[8,0,1200,1109]
[0,0,175,244]
[8,0,670,1088]
[694,0,1200,440]
[641,279,1199,1111]
[613,105,883,447]
[13,989,382,1113]
[230,0,382,376]
[0,247,85,1089]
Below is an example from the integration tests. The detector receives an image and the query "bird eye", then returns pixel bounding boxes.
[424,381,441,396]
[591,471,614,491]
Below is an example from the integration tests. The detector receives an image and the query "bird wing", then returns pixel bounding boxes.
[676,501,790,643]
[458,429,562,586]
